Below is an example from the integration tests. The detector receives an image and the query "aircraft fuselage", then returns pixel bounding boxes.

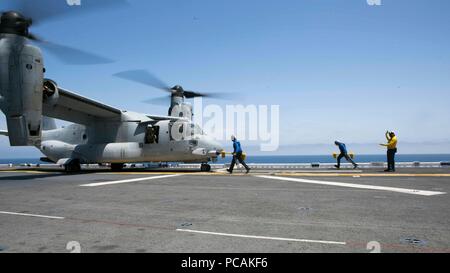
[38,112,222,164]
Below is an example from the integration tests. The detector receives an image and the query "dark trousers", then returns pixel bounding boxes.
[387,149,397,171]
[337,153,357,168]
[229,152,250,172]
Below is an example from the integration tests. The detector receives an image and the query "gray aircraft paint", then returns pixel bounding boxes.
[0,33,222,168]
[0,34,43,146]
[39,112,222,164]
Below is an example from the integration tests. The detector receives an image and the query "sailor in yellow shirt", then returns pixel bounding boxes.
[380,131,398,172]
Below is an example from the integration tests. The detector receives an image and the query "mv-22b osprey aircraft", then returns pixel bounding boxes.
[0,2,223,172]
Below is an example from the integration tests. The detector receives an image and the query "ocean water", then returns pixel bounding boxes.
[1,154,450,165]
[217,154,450,164]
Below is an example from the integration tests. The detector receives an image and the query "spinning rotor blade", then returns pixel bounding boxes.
[113,70,171,91]
[114,69,236,101]
[1,0,129,26]
[184,90,208,99]
[142,96,172,106]
[37,41,114,65]
[27,34,113,64]
[184,90,235,100]
[0,0,128,64]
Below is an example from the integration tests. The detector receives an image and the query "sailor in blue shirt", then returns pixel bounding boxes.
[334,141,358,169]
[227,136,251,174]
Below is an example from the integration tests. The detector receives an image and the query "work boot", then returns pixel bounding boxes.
[226,169,232,174]
[246,168,251,174]
[354,164,358,169]
[334,165,340,169]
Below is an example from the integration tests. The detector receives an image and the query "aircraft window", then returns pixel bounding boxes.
[189,140,198,147]
[145,126,159,144]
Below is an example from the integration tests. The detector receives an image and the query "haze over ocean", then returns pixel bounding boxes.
[2,154,450,165]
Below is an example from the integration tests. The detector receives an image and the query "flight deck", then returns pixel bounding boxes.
[0,164,449,253]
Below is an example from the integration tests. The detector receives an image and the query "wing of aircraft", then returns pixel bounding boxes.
[0,130,8,136]
[43,87,122,125]
[42,85,189,125]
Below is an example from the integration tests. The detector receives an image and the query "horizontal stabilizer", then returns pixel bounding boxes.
[147,115,188,122]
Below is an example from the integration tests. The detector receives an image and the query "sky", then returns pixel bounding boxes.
[1,0,450,157]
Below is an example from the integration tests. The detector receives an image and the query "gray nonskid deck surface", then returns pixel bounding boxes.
[0,168,449,253]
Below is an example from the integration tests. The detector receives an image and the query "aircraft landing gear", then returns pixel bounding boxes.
[200,163,211,172]
[111,163,125,172]
[64,160,81,173]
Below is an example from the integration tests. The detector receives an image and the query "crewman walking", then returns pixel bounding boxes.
[227,136,251,174]
[380,131,398,172]
[334,141,358,169]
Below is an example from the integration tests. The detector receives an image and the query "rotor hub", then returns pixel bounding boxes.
[0,11,32,37]
[171,85,185,96]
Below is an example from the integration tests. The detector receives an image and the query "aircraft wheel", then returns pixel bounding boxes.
[64,160,81,173]
[200,163,211,172]
[111,163,125,172]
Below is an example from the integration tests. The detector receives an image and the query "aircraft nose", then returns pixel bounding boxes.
[202,138,223,155]
[210,139,223,152]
